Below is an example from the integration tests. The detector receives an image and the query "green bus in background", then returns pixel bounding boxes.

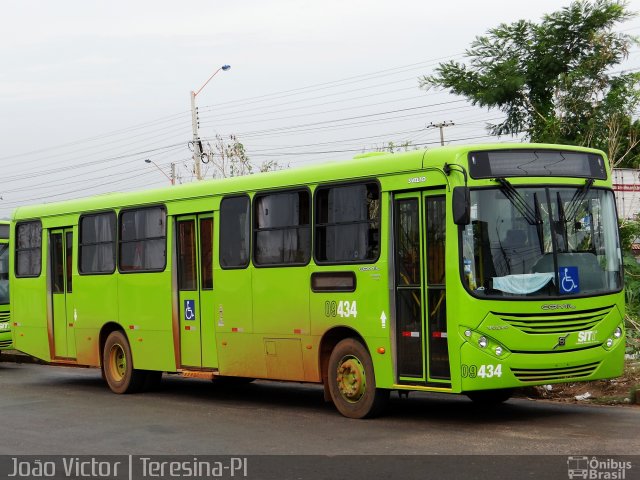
[0,221,11,351]
[9,144,625,418]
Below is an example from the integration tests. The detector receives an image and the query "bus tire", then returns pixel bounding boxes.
[102,331,145,394]
[466,388,513,405]
[327,338,389,419]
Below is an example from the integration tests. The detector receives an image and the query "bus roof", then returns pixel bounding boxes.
[13,143,606,221]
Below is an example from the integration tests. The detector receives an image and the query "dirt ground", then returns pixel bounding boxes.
[521,360,640,405]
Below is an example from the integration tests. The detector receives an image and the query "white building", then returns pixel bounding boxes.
[613,168,640,220]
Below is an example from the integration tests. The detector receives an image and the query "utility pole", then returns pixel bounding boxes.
[170,162,176,186]
[427,121,455,146]
[190,64,231,181]
[190,92,203,180]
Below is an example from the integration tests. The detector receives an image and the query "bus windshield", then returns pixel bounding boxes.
[461,186,622,298]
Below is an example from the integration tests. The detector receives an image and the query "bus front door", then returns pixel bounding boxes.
[50,228,75,359]
[393,192,450,384]
[176,214,217,369]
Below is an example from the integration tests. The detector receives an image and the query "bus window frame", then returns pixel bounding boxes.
[117,205,168,274]
[252,186,312,269]
[313,179,382,266]
[78,210,117,276]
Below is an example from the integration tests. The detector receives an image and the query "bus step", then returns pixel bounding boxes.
[181,370,216,380]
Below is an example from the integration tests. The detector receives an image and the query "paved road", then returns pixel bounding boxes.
[1,361,638,456]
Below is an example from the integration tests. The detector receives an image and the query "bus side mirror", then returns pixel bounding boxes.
[453,187,470,225]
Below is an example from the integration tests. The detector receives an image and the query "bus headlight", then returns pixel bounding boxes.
[603,324,624,351]
[459,327,510,359]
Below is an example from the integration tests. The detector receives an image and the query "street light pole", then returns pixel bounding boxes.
[426,121,455,146]
[145,159,175,185]
[191,64,230,181]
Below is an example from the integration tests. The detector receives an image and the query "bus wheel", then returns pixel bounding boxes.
[327,338,389,419]
[102,331,145,394]
[466,389,513,405]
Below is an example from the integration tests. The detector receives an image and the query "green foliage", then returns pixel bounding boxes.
[619,217,640,251]
[620,217,640,356]
[420,0,640,167]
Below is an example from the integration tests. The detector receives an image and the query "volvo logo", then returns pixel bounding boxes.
[553,334,570,350]
[542,304,576,310]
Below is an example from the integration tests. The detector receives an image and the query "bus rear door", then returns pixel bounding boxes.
[50,228,75,359]
[176,214,217,368]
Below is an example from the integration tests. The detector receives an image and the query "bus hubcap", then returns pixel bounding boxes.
[109,344,126,381]
[336,356,366,402]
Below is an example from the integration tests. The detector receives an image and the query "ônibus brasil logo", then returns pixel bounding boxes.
[567,456,632,479]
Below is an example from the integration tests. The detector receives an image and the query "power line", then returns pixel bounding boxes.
[199,54,464,110]
[0,111,191,163]
[2,143,185,183]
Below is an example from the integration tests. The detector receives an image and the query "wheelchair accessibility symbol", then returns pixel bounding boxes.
[559,267,579,294]
[184,300,196,321]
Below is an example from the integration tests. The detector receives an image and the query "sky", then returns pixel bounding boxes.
[1,0,639,218]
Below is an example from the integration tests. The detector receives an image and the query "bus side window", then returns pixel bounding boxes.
[254,190,311,266]
[15,221,42,278]
[220,196,250,269]
[315,182,380,264]
[79,212,116,274]
[119,207,166,272]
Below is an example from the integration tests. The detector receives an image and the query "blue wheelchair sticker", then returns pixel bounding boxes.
[559,267,579,294]
[184,300,196,321]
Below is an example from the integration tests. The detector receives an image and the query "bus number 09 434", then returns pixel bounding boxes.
[324,300,358,318]
[461,364,502,379]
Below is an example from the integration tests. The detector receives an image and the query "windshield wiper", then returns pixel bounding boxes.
[564,178,595,222]
[533,193,545,254]
[496,178,541,226]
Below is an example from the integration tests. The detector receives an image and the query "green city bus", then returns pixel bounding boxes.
[0,221,11,351]
[10,144,625,418]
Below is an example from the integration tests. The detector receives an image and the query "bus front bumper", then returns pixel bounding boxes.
[458,339,625,392]
[0,329,12,350]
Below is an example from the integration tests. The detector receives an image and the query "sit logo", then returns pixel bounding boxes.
[577,330,597,344]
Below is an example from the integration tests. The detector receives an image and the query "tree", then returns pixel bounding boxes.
[200,134,286,179]
[372,140,416,153]
[420,0,640,168]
